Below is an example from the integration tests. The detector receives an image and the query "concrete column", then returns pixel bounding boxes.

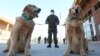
[6,23,9,31]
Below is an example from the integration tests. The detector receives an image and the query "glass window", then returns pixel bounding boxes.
[83,16,96,40]
[95,2,100,11]
[83,19,92,39]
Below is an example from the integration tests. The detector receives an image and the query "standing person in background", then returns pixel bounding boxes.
[38,36,41,44]
[45,9,60,48]
[44,37,47,44]
[63,38,65,44]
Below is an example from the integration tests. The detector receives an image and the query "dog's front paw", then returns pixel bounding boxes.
[25,51,31,56]
[25,53,31,56]
[7,51,15,56]
[80,53,87,56]
[7,53,15,56]
[25,48,31,56]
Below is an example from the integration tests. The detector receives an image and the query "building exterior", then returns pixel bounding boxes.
[0,17,13,42]
[0,17,13,31]
[74,0,100,41]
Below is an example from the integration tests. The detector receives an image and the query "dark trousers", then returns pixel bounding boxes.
[48,29,58,45]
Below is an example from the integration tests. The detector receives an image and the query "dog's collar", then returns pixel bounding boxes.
[22,13,30,20]
[67,18,82,22]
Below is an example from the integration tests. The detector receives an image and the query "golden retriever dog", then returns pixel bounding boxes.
[3,4,41,56]
[63,5,88,56]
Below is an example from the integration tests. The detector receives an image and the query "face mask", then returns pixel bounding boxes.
[51,12,54,14]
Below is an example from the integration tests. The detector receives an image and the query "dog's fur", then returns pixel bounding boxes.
[3,4,41,56]
[64,5,88,56]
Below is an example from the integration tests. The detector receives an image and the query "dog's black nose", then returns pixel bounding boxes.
[35,8,41,13]
[37,8,41,13]
[75,9,78,14]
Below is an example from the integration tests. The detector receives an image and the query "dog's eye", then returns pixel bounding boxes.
[72,7,74,9]
[33,6,36,8]
[28,5,32,7]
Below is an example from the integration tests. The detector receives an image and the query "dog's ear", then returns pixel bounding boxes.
[78,7,82,15]
[77,7,82,19]
[69,8,71,13]
[23,4,32,12]
[69,8,73,15]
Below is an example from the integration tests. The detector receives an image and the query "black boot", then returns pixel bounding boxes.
[55,44,59,48]
[47,44,51,48]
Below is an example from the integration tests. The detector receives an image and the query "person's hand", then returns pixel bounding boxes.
[45,21,48,24]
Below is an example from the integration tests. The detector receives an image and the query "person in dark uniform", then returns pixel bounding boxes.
[63,38,65,44]
[38,36,41,44]
[44,37,47,44]
[45,9,59,48]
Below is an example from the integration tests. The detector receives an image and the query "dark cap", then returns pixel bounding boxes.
[50,9,54,12]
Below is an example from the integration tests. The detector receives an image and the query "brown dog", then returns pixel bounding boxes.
[3,4,41,56]
[63,5,88,56]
